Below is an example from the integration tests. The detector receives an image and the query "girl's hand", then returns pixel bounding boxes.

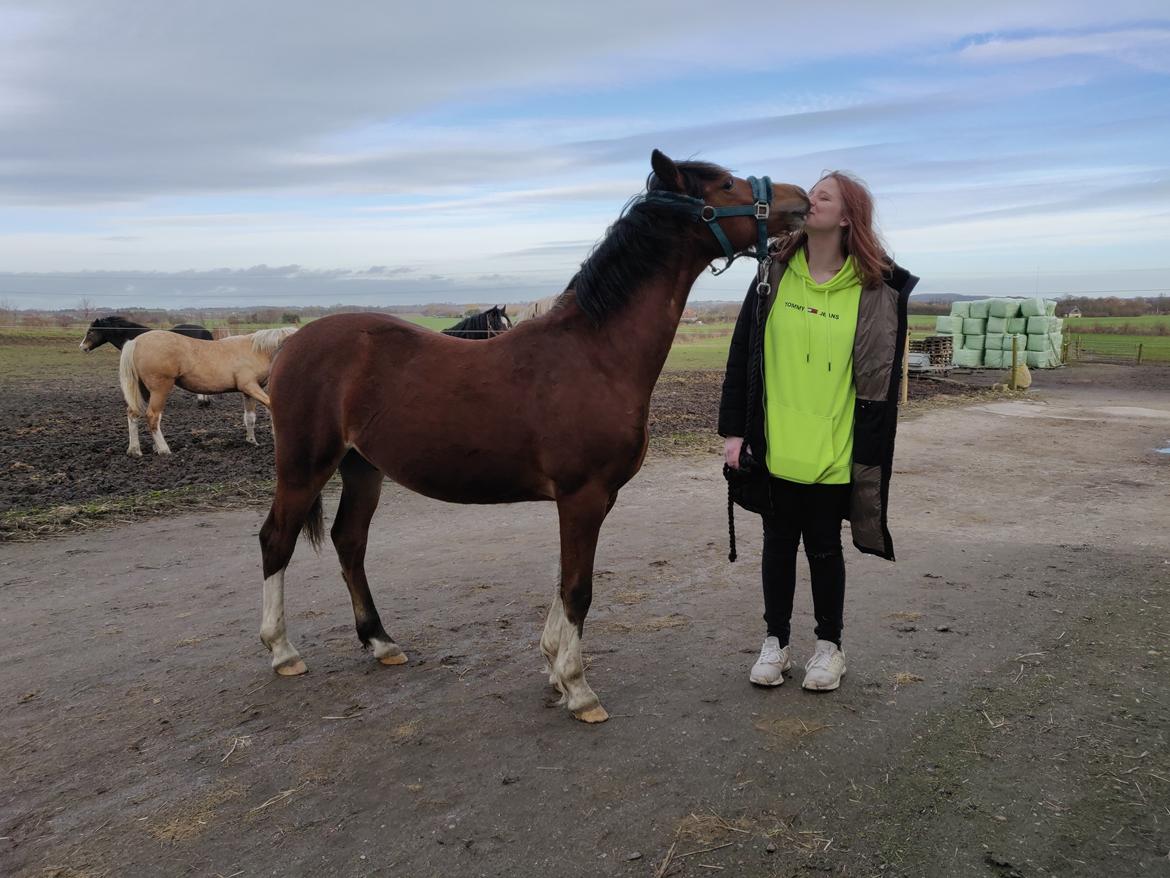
[724,436,744,469]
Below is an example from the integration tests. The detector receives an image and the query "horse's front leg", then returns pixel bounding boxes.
[243,396,258,445]
[545,485,613,723]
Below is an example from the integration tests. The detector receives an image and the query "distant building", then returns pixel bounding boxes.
[1066,307,1082,318]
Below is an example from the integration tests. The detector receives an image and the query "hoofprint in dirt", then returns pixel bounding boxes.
[2,379,1168,876]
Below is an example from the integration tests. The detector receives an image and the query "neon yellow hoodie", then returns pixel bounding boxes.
[763,249,862,484]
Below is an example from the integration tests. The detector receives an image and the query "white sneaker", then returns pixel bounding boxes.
[802,639,846,691]
[749,636,792,686]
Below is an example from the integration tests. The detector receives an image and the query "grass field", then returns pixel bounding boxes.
[4,313,1168,381]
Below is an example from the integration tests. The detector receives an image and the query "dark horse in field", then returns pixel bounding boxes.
[257,150,809,722]
[441,305,511,338]
[81,316,215,406]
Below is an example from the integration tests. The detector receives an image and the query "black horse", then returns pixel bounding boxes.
[440,305,511,339]
[80,316,216,406]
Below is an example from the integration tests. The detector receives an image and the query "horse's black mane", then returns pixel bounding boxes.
[93,315,148,329]
[573,160,729,323]
[441,306,510,339]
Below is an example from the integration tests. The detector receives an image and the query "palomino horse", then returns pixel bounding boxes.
[440,305,511,338]
[511,294,560,323]
[119,327,296,455]
[257,150,808,722]
[81,316,215,406]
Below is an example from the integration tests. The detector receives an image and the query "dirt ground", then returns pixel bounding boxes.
[1,364,1169,876]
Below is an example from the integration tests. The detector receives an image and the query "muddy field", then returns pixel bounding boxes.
[2,363,1168,877]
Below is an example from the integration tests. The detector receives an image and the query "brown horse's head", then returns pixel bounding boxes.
[648,149,809,242]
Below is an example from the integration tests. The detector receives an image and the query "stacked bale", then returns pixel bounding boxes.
[934,298,1062,368]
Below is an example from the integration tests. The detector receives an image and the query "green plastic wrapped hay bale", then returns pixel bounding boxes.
[988,299,1020,318]
[1002,334,1027,352]
[1008,317,1028,334]
[1026,350,1057,369]
[954,348,984,368]
[1020,297,1046,317]
[1045,300,1057,316]
[935,316,961,334]
[963,317,986,335]
[1053,317,1064,332]
[950,301,970,318]
[964,334,985,351]
[984,349,1004,368]
[1026,333,1054,353]
[952,333,965,350]
[1049,333,1063,357]
[1027,315,1056,333]
[984,333,1004,350]
[969,300,990,319]
[986,315,1008,333]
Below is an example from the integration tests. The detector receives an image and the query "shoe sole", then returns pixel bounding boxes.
[802,667,846,691]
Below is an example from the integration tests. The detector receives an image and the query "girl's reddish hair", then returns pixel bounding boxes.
[774,171,891,289]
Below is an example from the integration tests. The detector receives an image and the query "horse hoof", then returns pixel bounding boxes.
[378,652,408,666]
[274,658,308,676]
[128,449,142,458]
[573,704,609,724]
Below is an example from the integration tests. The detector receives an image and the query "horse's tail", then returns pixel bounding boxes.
[302,494,325,552]
[119,339,147,415]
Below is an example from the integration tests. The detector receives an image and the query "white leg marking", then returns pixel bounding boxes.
[540,595,565,687]
[243,399,258,445]
[127,414,142,457]
[547,597,601,717]
[150,415,172,455]
[261,569,305,674]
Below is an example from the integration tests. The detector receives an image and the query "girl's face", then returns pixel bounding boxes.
[806,176,848,234]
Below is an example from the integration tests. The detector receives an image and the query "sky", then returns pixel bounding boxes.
[1,0,1168,310]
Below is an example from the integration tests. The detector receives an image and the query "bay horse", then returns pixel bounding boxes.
[257,150,809,722]
[119,327,296,455]
[81,316,216,406]
[440,305,511,338]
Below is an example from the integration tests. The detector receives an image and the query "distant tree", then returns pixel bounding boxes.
[280,311,300,324]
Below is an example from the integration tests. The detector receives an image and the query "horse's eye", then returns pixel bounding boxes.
[722,179,734,190]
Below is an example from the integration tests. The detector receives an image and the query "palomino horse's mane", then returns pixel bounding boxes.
[250,327,298,355]
[573,159,731,324]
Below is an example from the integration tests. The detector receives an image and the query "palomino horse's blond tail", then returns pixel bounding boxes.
[118,339,147,415]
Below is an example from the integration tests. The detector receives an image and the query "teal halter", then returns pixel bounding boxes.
[642,175,773,276]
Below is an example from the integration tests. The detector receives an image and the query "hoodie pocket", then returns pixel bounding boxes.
[769,403,837,483]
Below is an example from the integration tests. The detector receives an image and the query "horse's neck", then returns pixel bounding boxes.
[580,253,706,390]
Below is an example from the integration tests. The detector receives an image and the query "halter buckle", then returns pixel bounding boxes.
[754,202,770,220]
[756,281,771,297]
[700,205,716,222]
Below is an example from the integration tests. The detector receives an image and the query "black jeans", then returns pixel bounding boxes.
[761,478,850,648]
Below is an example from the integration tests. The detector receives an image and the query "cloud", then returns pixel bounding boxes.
[958,27,1170,72]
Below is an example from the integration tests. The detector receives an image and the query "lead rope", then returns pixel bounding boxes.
[728,255,772,562]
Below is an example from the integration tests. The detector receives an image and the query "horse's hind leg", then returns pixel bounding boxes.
[258,460,340,676]
[126,408,142,457]
[258,479,326,676]
[331,451,406,666]
[242,396,258,445]
[145,381,174,455]
[544,485,613,723]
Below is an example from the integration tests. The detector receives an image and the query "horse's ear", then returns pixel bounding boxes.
[650,149,683,192]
